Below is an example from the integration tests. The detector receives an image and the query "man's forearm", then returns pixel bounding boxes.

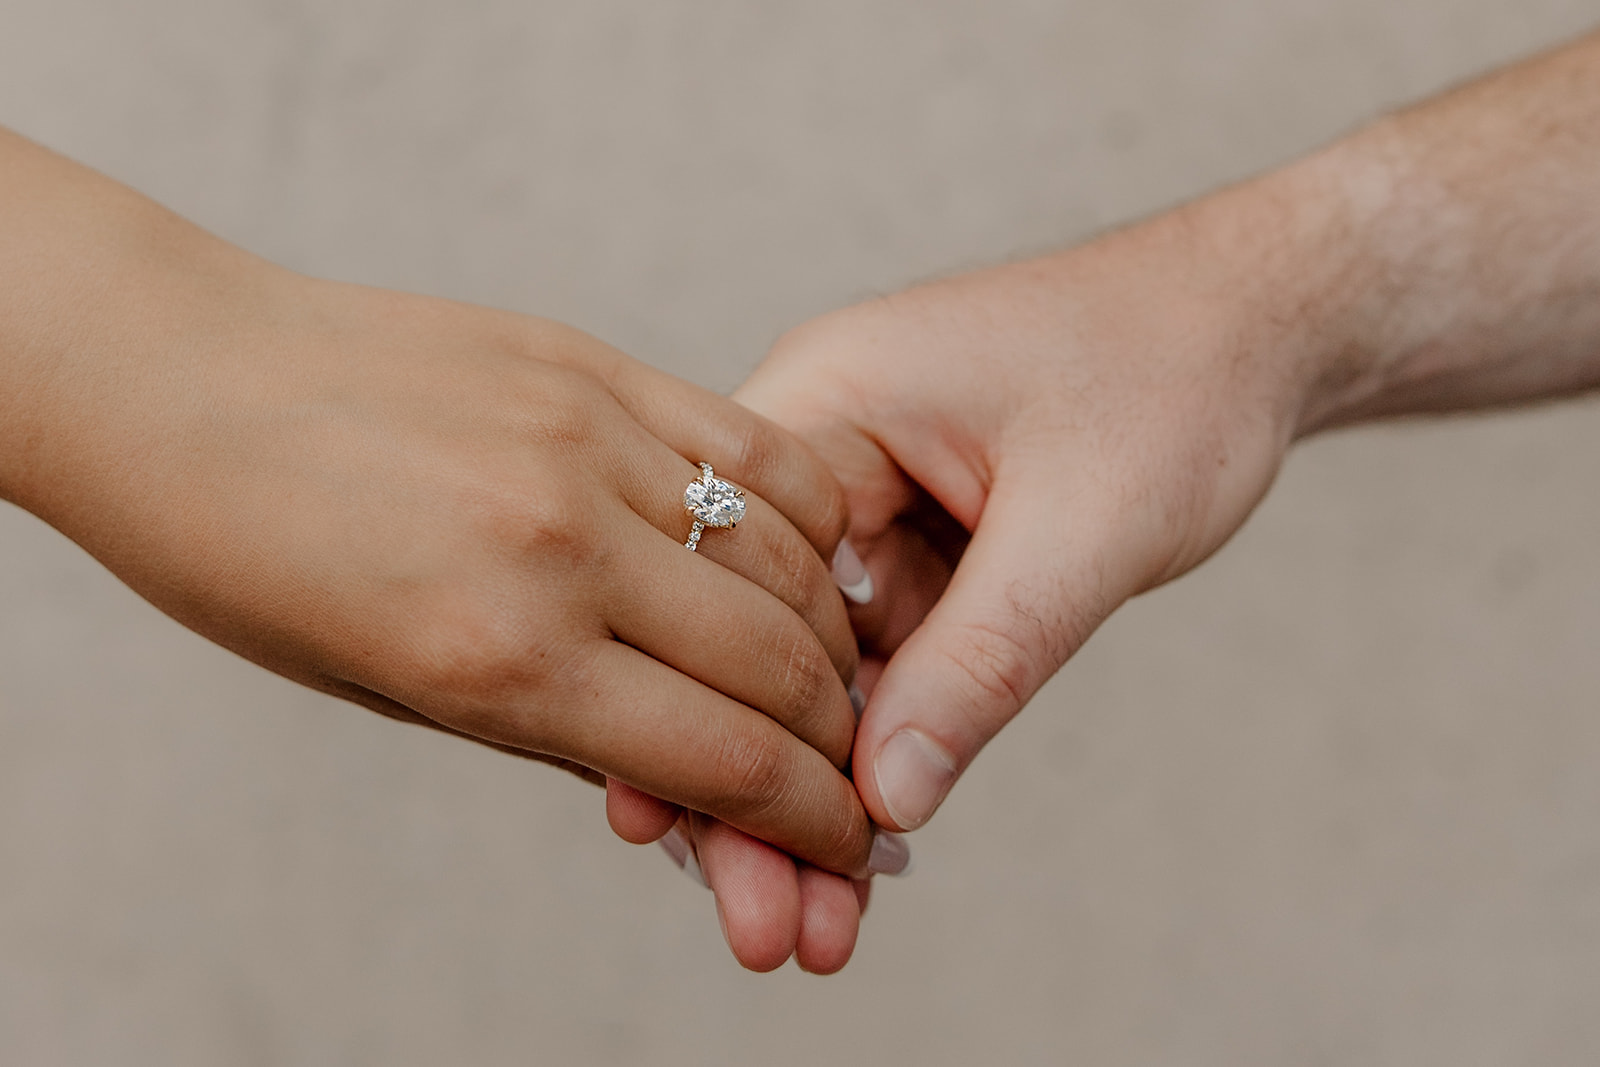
[1272,29,1600,432]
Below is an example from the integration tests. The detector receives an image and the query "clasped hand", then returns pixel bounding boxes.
[0,135,1316,976]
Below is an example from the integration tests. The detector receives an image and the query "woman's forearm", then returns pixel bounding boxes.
[0,127,288,521]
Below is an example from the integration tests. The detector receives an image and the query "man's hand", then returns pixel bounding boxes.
[739,204,1310,833]
[705,28,1600,970]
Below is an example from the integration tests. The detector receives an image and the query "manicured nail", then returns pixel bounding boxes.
[874,728,959,831]
[848,684,866,718]
[832,540,874,605]
[867,831,913,877]
[658,825,707,889]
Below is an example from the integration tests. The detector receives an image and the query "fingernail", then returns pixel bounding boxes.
[832,540,874,605]
[848,684,866,718]
[867,831,913,877]
[658,826,708,889]
[874,728,959,831]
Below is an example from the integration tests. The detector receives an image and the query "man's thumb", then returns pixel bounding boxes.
[853,495,1111,832]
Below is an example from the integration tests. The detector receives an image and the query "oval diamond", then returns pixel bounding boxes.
[684,475,746,528]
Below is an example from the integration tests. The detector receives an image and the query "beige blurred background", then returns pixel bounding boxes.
[4,2,1600,1063]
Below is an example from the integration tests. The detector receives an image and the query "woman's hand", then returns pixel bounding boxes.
[0,130,877,875]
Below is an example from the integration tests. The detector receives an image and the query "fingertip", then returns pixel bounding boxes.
[862,725,960,832]
[848,505,1087,831]
[717,901,793,973]
[794,865,861,975]
[693,816,802,973]
[866,830,913,876]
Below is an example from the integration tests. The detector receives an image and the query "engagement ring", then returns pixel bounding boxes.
[683,462,746,551]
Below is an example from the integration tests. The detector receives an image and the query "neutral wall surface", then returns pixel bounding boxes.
[4,3,1600,1064]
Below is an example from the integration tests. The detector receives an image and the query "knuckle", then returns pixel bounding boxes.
[765,628,854,768]
[707,726,792,821]
[764,526,829,612]
[727,417,784,487]
[475,475,603,571]
[727,413,848,551]
[733,526,859,684]
[702,721,868,873]
[517,496,596,565]
[775,632,837,728]
[946,622,1032,716]
[940,596,1071,725]
[815,800,872,874]
[408,604,564,717]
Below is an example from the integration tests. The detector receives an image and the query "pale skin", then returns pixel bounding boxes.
[0,128,900,895]
[633,29,1600,971]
